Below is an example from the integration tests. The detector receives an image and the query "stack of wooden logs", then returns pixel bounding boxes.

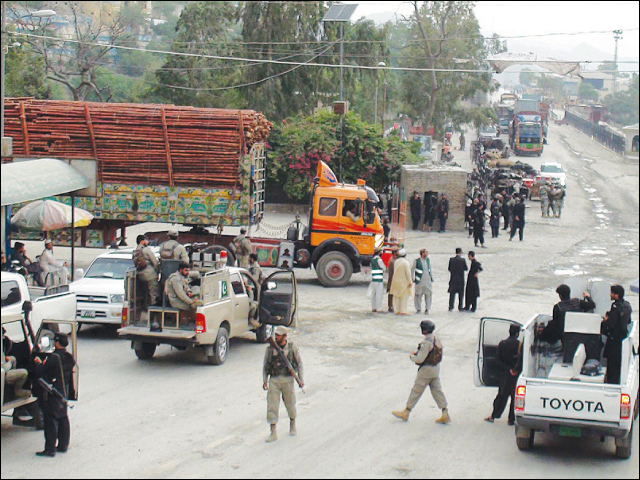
[3,98,273,188]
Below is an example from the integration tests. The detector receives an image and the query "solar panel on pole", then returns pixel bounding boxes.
[322,4,358,22]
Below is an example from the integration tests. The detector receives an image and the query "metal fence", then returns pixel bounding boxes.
[565,110,626,154]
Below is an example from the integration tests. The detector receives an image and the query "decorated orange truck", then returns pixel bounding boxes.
[147,161,387,288]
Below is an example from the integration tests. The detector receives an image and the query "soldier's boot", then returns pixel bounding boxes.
[266,424,278,443]
[435,409,451,425]
[290,419,297,437]
[392,408,411,422]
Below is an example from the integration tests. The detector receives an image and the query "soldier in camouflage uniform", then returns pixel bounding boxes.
[539,182,551,217]
[263,326,304,443]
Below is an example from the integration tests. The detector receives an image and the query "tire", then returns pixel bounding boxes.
[616,425,633,460]
[515,426,534,451]
[316,251,354,288]
[135,342,156,360]
[633,388,639,420]
[255,323,274,344]
[207,327,229,365]
[202,245,235,267]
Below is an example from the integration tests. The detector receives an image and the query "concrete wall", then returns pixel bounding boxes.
[624,128,639,155]
[400,165,468,231]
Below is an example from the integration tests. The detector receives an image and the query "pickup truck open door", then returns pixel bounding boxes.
[259,271,297,327]
[475,317,522,388]
[34,320,79,402]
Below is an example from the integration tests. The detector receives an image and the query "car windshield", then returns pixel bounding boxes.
[85,258,133,279]
[481,126,496,134]
[542,165,564,173]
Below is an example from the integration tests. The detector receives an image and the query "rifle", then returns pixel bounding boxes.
[268,337,305,394]
[37,378,73,409]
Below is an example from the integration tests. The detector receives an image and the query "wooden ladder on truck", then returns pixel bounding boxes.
[250,143,266,230]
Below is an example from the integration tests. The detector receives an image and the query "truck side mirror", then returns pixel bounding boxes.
[22,300,33,313]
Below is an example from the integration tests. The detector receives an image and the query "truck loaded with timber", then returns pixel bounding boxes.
[4,99,386,287]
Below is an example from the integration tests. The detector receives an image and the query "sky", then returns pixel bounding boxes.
[342,1,640,64]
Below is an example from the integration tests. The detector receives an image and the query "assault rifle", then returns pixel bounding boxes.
[268,337,305,394]
[37,378,73,409]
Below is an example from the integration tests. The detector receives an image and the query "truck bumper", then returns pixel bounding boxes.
[517,415,628,439]
[118,327,197,348]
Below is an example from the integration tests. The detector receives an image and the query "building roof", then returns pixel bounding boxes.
[580,71,615,80]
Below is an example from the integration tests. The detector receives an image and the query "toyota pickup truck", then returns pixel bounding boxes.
[476,311,638,459]
[2,271,77,340]
[118,263,296,365]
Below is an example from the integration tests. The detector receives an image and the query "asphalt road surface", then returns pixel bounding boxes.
[2,124,638,479]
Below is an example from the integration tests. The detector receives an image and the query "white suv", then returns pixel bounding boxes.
[540,162,567,187]
[70,248,156,329]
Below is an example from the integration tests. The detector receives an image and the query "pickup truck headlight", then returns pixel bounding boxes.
[110,294,125,304]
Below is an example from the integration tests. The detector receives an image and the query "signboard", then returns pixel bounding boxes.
[413,135,433,157]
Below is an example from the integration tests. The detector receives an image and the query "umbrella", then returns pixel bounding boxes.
[11,199,93,231]
[632,278,639,295]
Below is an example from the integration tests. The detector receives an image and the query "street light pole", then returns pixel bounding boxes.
[340,22,344,102]
[2,1,7,141]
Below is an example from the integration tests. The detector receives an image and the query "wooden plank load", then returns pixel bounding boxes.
[3,98,273,188]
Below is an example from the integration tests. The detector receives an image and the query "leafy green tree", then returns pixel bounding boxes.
[519,68,536,87]
[267,110,419,201]
[5,44,51,98]
[154,1,242,108]
[578,82,599,102]
[487,33,507,55]
[603,74,639,126]
[399,1,493,134]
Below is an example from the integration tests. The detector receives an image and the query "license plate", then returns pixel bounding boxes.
[81,310,96,318]
[559,426,582,438]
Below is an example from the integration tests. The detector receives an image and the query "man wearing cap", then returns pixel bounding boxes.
[133,235,160,307]
[390,249,412,315]
[165,263,201,313]
[412,249,433,315]
[159,231,189,263]
[539,182,551,217]
[602,285,633,384]
[40,240,70,286]
[233,228,253,269]
[263,327,304,443]
[448,248,468,312]
[392,320,450,424]
[34,333,76,457]
[369,248,386,313]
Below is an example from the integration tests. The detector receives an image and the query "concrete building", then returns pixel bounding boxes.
[400,165,468,232]
[623,124,639,157]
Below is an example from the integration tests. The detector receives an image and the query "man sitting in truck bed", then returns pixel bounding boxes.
[165,263,201,322]
[538,284,596,345]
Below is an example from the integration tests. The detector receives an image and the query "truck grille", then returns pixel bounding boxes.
[77,295,109,304]
[77,310,107,318]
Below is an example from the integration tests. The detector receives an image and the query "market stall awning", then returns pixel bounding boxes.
[1,158,89,207]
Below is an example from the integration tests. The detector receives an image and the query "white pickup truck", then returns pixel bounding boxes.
[2,271,77,338]
[476,311,638,459]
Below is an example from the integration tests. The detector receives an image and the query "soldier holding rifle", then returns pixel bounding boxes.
[263,326,304,443]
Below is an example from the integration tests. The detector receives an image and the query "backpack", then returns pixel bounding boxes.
[421,337,443,367]
[133,248,148,270]
[160,241,178,260]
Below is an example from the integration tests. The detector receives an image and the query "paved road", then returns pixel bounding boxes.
[2,124,638,479]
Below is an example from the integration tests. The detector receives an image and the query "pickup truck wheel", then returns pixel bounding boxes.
[616,425,633,460]
[256,323,274,344]
[135,342,156,360]
[515,426,534,451]
[316,251,353,288]
[207,327,229,365]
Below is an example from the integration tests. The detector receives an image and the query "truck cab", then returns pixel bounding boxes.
[119,263,297,365]
[305,162,385,287]
[476,303,638,458]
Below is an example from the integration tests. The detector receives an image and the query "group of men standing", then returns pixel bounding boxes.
[369,247,483,315]
[410,192,450,233]
[539,181,566,218]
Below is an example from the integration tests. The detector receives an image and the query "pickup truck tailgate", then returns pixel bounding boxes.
[524,382,621,423]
